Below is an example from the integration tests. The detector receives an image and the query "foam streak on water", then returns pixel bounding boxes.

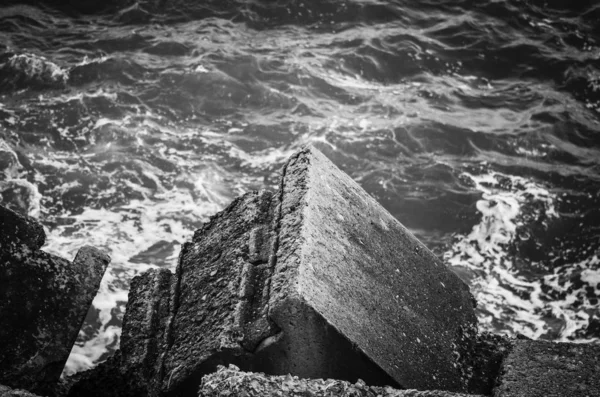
[0,0,599,375]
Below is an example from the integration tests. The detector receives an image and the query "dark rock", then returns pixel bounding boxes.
[198,365,484,397]
[493,339,600,397]
[0,204,110,395]
[68,145,477,396]
[0,205,45,251]
[466,333,512,395]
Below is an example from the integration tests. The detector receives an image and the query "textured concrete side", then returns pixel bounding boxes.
[160,190,280,395]
[269,147,478,392]
[0,205,110,395]
[198,365,484,397]
[494,339,600,397]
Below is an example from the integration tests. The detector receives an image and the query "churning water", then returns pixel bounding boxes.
[0,0,598,376]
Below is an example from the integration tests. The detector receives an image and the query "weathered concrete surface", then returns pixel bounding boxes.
[494,339,600,397]
[466,333,512,395]
[0,205,110,395]
[199,365,484,397]
[0,384,43,397]
[67,145,477,396]
[265,146,477,392]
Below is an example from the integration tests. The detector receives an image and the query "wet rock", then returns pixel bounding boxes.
[69,145,477,396]
[494,339,600,397]
[0,205,110,395]
[199,365,484,397]
[0,384,43,397]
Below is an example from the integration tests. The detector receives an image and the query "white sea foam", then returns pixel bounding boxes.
[444,171,598,341]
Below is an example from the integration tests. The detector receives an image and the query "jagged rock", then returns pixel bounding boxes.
[68,145,477,396]
[0,205,110,395]
[0,384,43,397]
[198,365,484,397]
[493,339,600,397]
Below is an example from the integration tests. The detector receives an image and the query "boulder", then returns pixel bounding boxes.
[68,145,477,396]
[0,205,110,395]
[494,339,600,397]
[199,365,484,397]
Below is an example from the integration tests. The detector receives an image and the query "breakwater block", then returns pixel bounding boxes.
[0,205,110,395]
[67,145,477,396]
[199,365,484,397]
[494,339,600,397]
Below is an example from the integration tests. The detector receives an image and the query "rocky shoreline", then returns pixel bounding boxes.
[1,146,598,397]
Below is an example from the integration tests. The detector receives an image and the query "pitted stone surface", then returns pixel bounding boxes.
[494,339,600,397]
[268,146,477,392]
[199,365,484,397]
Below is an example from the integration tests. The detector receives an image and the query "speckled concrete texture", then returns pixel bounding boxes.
[199,365,484,397]
[494,339,600,397]
[269,146,478,392]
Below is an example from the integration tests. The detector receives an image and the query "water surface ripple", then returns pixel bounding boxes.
[0,0,598,375]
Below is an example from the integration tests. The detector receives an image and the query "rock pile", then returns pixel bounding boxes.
[1,145,598,397]
[0,206,110,395]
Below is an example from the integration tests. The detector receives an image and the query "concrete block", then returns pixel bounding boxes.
[67,145,477,396]
[265,146,478,392]
[199,365,484,397]
[0,205,110,395]
[494,339,600,397]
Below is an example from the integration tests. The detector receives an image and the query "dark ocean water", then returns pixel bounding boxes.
[0,0,599,376]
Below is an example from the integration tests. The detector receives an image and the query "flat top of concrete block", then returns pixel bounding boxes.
[270,146,477,392]
[495,339,600,397]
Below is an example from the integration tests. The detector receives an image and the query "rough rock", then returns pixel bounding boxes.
[0,205,110,395]
[0,384,43,397]
[493,339,600,397]
[68,145,477,396]
[198,365,484,397]
[0,205,45,250]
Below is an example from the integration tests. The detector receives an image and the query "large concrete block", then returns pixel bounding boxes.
[67,145,477,396]
[0,205,110,395]
[265,146,477,392]
[494,339,600,397]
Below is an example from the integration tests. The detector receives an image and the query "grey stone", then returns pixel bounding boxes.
[494,339,600,397]
[68,145,477,396]
[198,365,484,397]
[0,204,110,395]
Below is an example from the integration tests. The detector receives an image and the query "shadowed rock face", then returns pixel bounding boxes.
[494,339,600,397]
[67,145,478,396]
[0,205,110,395]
